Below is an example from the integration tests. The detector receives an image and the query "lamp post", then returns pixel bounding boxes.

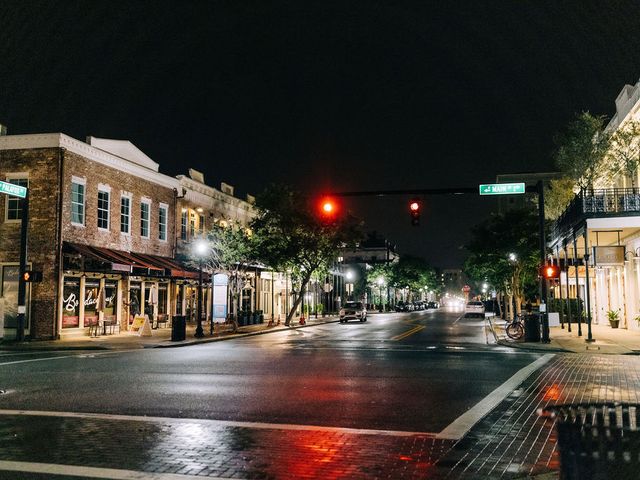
[194,239,208,338]
[377,276,384,312]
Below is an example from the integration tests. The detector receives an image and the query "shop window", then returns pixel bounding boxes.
[158,284,168,319]
[5,178,28,221]
[199,214,205,233]
[71,180,85,225]
[1,265,21,328]
[83,280,100,327]
[140,200,150,238]
[128,282,141,324]
[159,205,168,241]
[189,212,196,237]
[62,278,80,328]
[104,281,118,323]
[97,190,110,230]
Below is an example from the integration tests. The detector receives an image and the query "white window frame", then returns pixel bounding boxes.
[4,173,29,223]
[120,193,132,236]
[159,203,168,242]
[140,198,151,239]
[71,176,86,227]
[97,184,111,231]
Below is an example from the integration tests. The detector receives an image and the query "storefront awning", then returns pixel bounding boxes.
[63,242,200,279]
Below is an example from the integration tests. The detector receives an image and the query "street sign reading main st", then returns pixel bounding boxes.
[0,180,27,198]
[478,182,526,195]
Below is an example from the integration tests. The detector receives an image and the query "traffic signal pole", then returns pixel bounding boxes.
[16,192,29,341]
[333,182,552,343]
[536,181,550,343]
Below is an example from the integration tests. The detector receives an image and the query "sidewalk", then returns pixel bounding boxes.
[0,315,341,351]
[494,319,640,354]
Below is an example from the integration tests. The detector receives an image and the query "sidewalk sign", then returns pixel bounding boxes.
[130,315,146,331]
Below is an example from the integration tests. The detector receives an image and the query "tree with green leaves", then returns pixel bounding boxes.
[554,112,610,191]
[388,256,438,302]
[544,177,577,220]
[190,222,258,322]
[464,209,539,319]
[251,185,362,325]
[607,120,640,188]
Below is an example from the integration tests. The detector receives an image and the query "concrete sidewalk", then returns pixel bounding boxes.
[495,319,640,354]
[0,315,342,351]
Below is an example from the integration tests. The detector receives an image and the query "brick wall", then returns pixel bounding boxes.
[0,147,62,339]
[61,150,176,257]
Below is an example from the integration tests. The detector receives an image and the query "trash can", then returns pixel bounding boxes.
[524,313,541,342]
[540,403,640,480]
[171,315,186,341]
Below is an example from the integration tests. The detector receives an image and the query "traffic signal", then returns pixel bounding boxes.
[409,199,421,226]
[22,270,43,282]
[540,264,560,280]
[317,196,339,222]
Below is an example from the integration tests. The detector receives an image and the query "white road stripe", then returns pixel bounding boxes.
[0,409,437,438]
[0,350,132,366]
[0,460,235,480]
[436,353,555,439]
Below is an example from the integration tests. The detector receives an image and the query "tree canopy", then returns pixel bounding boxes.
[251,184,362,324]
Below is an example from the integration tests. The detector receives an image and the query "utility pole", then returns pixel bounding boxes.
[537,181,550,343]
[16,192,29,341]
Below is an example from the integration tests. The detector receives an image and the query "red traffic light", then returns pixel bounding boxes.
[317,196,340,221]
[409,198,421,226]
[540,264,560,279]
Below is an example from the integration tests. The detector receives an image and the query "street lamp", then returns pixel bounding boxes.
[194,239,208,338]
[509,253,517,262]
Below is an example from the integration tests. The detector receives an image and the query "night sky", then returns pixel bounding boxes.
[2,1,640,268]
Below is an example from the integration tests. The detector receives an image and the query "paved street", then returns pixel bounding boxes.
[0,309,636,479]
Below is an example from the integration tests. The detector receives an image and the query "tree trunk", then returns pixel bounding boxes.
[285,273,312,325]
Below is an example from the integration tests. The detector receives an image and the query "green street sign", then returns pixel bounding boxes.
[0,180,27,198]
[479,182,526,195]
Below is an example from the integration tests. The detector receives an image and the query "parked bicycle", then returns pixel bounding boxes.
[505,314,525,340]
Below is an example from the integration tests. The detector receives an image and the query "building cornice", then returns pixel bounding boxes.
[0,133,180,190]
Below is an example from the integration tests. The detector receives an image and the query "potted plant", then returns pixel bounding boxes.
[607,310,620,329]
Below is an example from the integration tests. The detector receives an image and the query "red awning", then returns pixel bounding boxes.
[63,242,200,279]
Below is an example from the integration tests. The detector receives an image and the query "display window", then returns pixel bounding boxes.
[62,278,80,328]
[83,280,99,327]
[104,281,118,323]
[128,282,141,324]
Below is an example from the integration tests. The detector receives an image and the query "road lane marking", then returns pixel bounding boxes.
[391,325,425,341]
[0,350,123,366]
[0,460,231,480]
[436,353,555,440]
[0,409,437,438]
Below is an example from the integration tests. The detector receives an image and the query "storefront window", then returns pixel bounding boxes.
[175,284,184,315]
[84,280,99,327]
[128,282,141,324]
[62,278,80,328]
[104,281,117,323]
[158,284,168,318]
[1,265,20,328]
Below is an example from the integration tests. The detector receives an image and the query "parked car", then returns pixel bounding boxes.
[413,301,424,310]
[426,301,439,309]
[395,301,412,312]
[339,301,367,323]
[464,301,485,318]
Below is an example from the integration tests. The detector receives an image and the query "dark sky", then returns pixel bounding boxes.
[2,1,640,268]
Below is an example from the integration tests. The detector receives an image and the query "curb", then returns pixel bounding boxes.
[0,318,341,352]
[152,318,341,348]
[496,339,570,353]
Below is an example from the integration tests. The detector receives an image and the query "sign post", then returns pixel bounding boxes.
[0,181,29,341]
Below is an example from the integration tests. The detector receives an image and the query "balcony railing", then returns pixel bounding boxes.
[552,188,640,239]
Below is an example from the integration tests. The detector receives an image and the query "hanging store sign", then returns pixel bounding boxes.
[592,246,625,266]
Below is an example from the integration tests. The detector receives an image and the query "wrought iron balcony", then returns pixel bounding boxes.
[551,188,640,239]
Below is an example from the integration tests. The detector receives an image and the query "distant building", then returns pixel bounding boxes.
[439,268,466,295]
[341,231,399,265]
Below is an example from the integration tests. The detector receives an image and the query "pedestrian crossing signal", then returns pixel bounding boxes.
[540,265,560,279]
[22,270,43,282]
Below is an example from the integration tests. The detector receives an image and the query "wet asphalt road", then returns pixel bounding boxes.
[0,308,542,434]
